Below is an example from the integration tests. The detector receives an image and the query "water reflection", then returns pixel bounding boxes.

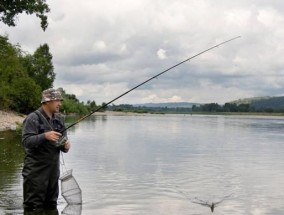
[24,208,59,215]
[23,205,82,215]
[0,130,25,214]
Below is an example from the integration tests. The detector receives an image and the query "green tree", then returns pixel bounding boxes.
[65,94,79,102]
[223,103,238,112]
[237,103,250,112]
[201,103,221,112]
[59,88,89,115]
[9,77,41,113]
[61,98,88,115]
[0,0,50,30]
[0,35,26,109]
[21,44,55,90]
[0,35,42,113]
[99,102,108,112]
[191,104,201,112]
[86,100,97,112]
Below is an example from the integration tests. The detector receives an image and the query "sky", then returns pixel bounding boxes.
[1,0,284,105]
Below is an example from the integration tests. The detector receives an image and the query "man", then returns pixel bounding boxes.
[22,88,71,212]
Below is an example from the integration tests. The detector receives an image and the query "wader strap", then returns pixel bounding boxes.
[34,110,54,131]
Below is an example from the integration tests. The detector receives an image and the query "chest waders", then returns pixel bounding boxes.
[22,110,64,210]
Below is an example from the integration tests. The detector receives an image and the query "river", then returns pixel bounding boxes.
[1,114,284,215]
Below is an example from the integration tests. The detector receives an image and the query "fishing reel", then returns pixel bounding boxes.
[55,135,68,147]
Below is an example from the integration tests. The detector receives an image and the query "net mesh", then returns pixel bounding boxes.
[62,204,82,215]
[59,169,82,205]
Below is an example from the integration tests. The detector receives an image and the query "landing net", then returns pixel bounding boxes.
[59,169,82,205]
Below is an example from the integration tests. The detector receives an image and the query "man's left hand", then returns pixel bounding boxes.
[64,140,71,151]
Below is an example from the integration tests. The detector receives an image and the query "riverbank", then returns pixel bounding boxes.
[99,110,284,117]
[0,110,25,131]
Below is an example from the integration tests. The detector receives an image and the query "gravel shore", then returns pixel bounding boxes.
[0,110,25,131]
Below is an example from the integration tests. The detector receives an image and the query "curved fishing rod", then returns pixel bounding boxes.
[61,36,241,133]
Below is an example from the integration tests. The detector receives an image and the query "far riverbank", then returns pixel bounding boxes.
[97,110,284,117]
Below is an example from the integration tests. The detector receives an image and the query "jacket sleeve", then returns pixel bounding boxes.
[22,113,46,149]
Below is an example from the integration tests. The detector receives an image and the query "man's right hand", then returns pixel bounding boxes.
[44,131,62,142]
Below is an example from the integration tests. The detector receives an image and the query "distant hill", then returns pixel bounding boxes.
[230,96,272,105]
[112,96,284,113]
[231,96,284,111]
[133,102,200,108]
[133,97,284,111]
[251,96,284,111]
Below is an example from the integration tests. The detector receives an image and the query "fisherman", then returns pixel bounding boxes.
[22,88,71,213]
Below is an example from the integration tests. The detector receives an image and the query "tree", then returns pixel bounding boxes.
[59,89,89,115]
[22,44,55,90]
[61,98,89,115]
[0,0,50,30]
[0,35,43,113]
[99,102,107,112]
[223,103,238,112]
[9,77,41,114]
[192,104,201,112]
[86,100,97,112]
[238,104,250,112]
[201,103,221,112]
[0,35,27,109]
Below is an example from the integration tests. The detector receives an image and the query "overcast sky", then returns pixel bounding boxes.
[1,0,283,104]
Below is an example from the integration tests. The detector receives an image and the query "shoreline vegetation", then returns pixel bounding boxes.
[1,110,283,132]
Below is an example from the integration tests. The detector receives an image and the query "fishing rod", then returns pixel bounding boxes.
[61,36,241,134]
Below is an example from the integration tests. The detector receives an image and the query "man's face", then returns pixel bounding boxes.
[46,100,62,113]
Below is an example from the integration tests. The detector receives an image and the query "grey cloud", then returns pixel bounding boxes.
[58,51,125,66]
[1,0,284,103]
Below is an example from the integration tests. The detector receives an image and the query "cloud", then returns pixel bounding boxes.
[1,0,284,104]
[157,48,167,60]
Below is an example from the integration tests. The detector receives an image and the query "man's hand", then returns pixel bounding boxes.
[44,131,62,142]
[64,140,71,151]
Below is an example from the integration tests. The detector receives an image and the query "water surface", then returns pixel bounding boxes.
[1,114,284,215]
